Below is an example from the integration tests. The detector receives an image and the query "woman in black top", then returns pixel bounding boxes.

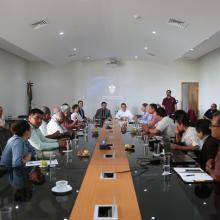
[195,119,219,169]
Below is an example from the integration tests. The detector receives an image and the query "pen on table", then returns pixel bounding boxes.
[185,169,203,173]
[186,174,195,177]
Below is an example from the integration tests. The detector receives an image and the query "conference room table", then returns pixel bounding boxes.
[0,122,220,220]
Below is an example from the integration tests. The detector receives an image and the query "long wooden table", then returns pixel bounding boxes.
[69,121,142,220]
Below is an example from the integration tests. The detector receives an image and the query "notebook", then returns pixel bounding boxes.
[26,159,58,167]
[173,167,213,183]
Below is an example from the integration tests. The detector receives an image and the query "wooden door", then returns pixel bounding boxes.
[181,82,199,116]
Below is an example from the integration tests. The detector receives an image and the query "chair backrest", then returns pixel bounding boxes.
[188,109,197,124]
[17,115,28,119]
[0,127,12,156]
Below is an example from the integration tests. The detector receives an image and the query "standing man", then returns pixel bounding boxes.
[162,90,177,116]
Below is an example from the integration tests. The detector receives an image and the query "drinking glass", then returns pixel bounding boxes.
[153,142,160,156]
[0,207,12,220]
[162,153,171,175]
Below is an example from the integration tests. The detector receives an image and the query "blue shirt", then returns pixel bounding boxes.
[0,135,35,167]
[139,112,153,124]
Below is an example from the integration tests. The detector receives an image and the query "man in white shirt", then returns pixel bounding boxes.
[47,111,66,135]
[39,106,60,139]
[0,106,5,127]
[28,109,66,151]
[145,107,175,137]
[171,112,200,151]
[115,103,134,121]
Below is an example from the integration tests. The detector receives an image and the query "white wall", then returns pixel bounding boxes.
[0,45,218,118]
[199,48,220,114]
[0,49,28,117]
[27,59,199,117]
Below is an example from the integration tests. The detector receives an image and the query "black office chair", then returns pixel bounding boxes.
[0,127,12,156]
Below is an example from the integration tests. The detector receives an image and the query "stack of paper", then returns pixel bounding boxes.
[173,167,213,183]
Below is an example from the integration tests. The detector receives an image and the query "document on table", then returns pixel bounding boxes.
[26,159,58,167]
[173,167,213,183]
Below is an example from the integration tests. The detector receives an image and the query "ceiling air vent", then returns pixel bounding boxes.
[31,20,48,30]
[168,18,188,29]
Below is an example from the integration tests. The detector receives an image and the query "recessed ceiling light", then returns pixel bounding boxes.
[134,55,138,59]
[133,14,142,20]
[190,48,194,51]
[144,46,148,50]
[73,48,77,52]
[59,31,64,36]
[152,31,157,35]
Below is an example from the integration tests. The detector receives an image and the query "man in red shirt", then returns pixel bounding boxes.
[206,111,220,182]
[162,90,177,116]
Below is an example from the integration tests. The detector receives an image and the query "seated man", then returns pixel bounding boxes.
[39,106,60,138]
[0,106,5,127]
[95,102,112,121]
[61,104,78,130]
[71,104,83,122]
[1,120,35,167]
[47,111,66,135]
[144,107,175,137]
[206,111,220,182]
[115,103,133,121]
[204,103,218,120]
[195,119,219,169]
[28,109,66,151]
[171,112,200,151]
[78,100,86,120]
[139,103,153,125]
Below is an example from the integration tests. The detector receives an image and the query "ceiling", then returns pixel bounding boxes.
[1,0,220,64]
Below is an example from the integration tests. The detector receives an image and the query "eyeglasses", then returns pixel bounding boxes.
[209,124,220,128]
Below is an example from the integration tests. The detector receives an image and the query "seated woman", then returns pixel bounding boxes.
[71,104,83,122]
[195,119,219,169]
[147,104,160,127]
[171,112,200,151]
[60,104,79,130]
[0,120,35,167]
[139,103,153,125]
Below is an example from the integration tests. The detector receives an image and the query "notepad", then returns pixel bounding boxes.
[173,167,213,183]
[26,159,58,167]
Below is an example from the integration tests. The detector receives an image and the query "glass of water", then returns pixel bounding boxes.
[0,206,12,220]
[162,153,171,175]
